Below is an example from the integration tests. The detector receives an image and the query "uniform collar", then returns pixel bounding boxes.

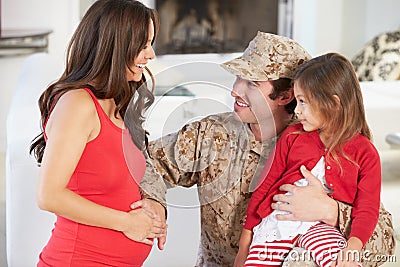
[245,124,277,156]
[246,115,297,156]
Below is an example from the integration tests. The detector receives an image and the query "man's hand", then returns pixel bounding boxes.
[131,199,167,250]
[271,165,339,226]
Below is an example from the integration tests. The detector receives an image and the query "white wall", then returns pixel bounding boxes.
[2,0,80,60]
[293,0,400,58]
[293,0,345,56]
[340,0,367,57]
[0,0,80,152]
[364,0,400,43]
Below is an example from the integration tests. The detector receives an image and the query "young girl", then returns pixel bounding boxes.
[235,53,381,267]
[30,1,166,266]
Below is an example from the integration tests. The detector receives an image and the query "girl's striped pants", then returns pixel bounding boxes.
[244,223,362,267]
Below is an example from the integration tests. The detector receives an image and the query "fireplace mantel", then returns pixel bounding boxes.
[0,29,52,57]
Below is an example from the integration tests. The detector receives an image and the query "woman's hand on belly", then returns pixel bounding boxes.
[121,208,167,245]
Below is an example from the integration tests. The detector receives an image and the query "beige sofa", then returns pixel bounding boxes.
[360,81,400,181]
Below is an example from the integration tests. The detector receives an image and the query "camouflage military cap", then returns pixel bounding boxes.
[221,31,312,81]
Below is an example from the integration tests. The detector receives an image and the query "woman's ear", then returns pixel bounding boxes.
[278,87,295,105]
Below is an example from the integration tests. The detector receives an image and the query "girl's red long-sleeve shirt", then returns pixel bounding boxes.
[244,123,381,246]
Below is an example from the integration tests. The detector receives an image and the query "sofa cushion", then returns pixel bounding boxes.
[352,31,400,81]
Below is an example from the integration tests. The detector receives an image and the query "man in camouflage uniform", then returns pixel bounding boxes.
[139,32,395,267]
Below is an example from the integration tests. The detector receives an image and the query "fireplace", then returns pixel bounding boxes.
[154,0,293,55]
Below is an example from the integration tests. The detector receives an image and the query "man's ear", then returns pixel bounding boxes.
[277,88,295,105]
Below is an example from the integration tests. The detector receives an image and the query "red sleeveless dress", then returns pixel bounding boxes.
[38,88,151,266]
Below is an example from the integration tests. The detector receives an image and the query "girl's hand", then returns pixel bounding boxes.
[332,237,363,267]
[234,249,248,267]
[332,248,361,267]
[234,229,253,267]
[121,208,167,245]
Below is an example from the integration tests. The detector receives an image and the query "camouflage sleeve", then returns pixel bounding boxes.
[337,201,395,266]
[283,202,395,267]
[140,121,206,206]
[140,156,168,208]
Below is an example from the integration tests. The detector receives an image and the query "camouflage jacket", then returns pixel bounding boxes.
[141,112,395,267]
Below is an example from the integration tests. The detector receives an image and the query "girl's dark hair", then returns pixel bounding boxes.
[30,0,159,163]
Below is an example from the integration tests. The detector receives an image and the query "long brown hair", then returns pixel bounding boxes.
[293,53,371,162]
[30,0,159,163]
